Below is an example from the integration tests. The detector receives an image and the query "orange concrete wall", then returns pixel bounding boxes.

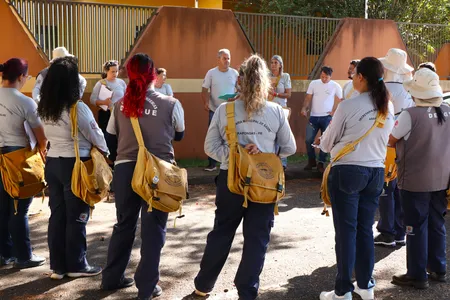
[434,43,450,80]
[318,18,411,80]
[0,1,48,76]
[123,6,253,78]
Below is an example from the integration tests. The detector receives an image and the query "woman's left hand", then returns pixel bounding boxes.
[245,143,260,155]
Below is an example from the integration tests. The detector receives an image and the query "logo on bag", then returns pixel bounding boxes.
[256,162,274,179]
[164,170,182,186]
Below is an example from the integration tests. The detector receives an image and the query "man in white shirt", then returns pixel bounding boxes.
[301,66,342,173]
[342,60,360,100]
[32,47,87,102]
[201,49,239,171]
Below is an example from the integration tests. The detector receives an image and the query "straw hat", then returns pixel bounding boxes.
[379,48,414,75]
[403,68,443,106]
[51,47,74,62]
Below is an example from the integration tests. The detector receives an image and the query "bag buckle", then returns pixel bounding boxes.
[152,196,161,201]
[277,183,283,193]
[244,176,251,185]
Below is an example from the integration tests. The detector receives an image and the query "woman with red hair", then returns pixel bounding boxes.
[101,53,185,300]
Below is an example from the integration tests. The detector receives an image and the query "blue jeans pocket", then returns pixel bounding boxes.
[338,169,368,194]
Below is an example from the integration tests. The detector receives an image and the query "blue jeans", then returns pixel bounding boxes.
[102,162,168,298]
[329,165,384,296]
[195,170,275,300]
[0,146,33,262]
[46,157,91,272]
[400,189,447,280]
[208,110,217,167]
[305,116,332,163]
[376,179,405,240]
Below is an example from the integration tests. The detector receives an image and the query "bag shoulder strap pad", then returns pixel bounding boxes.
[225,102,238,145]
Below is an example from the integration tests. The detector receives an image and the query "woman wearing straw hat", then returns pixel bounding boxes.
[389,68,450,289]
[373,48,415,248]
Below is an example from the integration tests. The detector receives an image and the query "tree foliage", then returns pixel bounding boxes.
[235,0,450,24]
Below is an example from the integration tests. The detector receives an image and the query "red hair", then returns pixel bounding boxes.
[122,54,156,118]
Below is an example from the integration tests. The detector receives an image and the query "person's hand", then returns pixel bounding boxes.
[204,102,209,112]
[245,143,260,155]
[104,97,112,106]
[301,108,308,117]
[314,136,321,146]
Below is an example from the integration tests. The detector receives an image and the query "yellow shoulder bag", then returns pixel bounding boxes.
[225,102,285,214]
[130,117,188,213]
[0,145,46,214]
[70,102,113,211]
[321,112,386,216]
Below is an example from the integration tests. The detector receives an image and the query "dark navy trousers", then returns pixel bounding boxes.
[329,165,384,296]
[0,146,33,262]
[207,110,217,167]
[45,157,91,272]
[102,162,168,299]
[377,179,405,240]
[195,170,275,300]
[400,189,447,280]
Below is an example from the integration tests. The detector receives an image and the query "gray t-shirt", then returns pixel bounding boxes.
[202,67,239,112]
[90,78,127,106]
[385,82,415,115]
[43,101,109,158]
[205,99,297,170]
[33,72,87,102]
[272,73,292,107]
[0,88,42,147]
[155,83,173,96]
[320,92,395,168]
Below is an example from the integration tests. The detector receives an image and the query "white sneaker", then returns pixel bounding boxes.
[353,282,374,300]
[320,290,352,300]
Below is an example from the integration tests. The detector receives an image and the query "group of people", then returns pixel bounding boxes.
[0,43,449,300]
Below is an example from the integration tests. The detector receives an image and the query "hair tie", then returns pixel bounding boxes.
[378,77,384,82]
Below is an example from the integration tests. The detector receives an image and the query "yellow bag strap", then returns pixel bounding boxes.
[321,112,387,216]
[70,102,81,163]
[225,102,238,145]
[130,117,146,148]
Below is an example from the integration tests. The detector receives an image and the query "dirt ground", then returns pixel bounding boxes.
[1,177,449,300]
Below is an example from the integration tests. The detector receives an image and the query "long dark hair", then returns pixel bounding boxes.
[37,57,80,122]
[356,57,389,116]
[435,107,446,125]
[122,53,156,118]
[0,58,28,82]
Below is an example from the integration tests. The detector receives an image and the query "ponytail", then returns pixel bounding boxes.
[435,107,446,125]
[356,57,389,116]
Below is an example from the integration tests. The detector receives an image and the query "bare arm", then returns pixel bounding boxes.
[276,88,292,99]
[301,94,313,116]
[31,125,48,153]
[201,87,210,112]
[331,95,342,116]
[388,135,399,148]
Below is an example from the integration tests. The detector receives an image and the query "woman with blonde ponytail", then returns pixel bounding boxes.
[193,54,296,300]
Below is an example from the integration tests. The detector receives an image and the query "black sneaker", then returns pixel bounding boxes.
[14,254,46,269]
[392,274,429,289]
[101,277,135,290]
[136,285,163,299]
[428,272,446,283]
[395,238,406,246]
[204,164,217,172]
[0,256,16,266]
[67,265,102,278]
[374,233,396,247]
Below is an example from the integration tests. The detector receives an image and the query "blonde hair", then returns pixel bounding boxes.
[240,54,270,118]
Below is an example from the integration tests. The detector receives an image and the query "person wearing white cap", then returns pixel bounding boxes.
[373,48,415,248]
[389,68,450,289]
[32,47,87,102]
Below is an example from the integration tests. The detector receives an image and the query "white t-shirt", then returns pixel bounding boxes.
[320,92,395,168]
[155,83,174,96]
[272,73,292,107]
[33,72,87,102]
[90,78,127,106]
[391,110,412,141]
[0,88,42,147]
[343,81,359,100]
[202,67,239,112]
[385,82,415,115]
[204,100,297,170]
[307,79,343,117]
[43,101,109,158]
